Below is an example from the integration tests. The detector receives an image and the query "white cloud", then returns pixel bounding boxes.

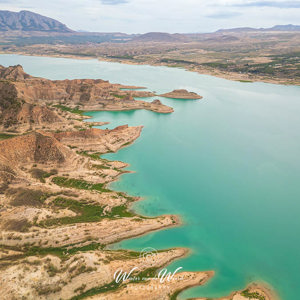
[0,0,299,33]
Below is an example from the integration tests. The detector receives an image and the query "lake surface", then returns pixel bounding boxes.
[1,54,300,299]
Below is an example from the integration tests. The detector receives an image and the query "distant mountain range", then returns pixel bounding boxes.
[0,9,299,39]
[217,24,300,33]
[0,10,72,32]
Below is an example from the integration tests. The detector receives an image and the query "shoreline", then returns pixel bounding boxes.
[0,64,212,299]
[252,281,280,300]
[96,57,300,86]
[71,62,280,299]
[82,88,280,299]
[1,51,299,86]
[0,62,280,300]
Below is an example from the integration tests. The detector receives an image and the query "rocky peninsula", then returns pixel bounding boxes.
[192,282,278,300]
[0,64,173,126]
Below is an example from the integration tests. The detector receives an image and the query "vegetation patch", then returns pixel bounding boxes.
[46,262,59,277]
[0,133,16,140]
[104,249,141,261]
[111,93,126,99]
[40,197,135,227]
[170,290,181,300]
[30,168,58,183]
[22,243,104,260]
[34,283,62,295]
[107,55,134,60]
[109,204,135,218]
[91,164,110,170]
[52,176,110,192]
[133,267,160,283]
[41,197,104,226]
[160,58,194,65]
[53,104,84,115]
[241,289,265,300]
[76,151,102,160]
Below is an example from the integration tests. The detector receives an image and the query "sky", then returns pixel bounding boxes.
[0,0,300,33]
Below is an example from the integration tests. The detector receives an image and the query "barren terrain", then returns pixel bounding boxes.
[1,30,299,85]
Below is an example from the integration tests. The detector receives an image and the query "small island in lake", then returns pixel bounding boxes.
[160,89,203,99]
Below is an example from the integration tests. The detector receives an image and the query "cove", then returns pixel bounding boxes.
[1,54,300,299]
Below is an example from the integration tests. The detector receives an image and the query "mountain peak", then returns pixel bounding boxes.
[0,10,73,32]
[216,24,300,33]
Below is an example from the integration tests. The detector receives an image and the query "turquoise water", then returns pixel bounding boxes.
[1,54,300,299]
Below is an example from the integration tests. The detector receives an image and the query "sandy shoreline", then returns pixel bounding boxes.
[1,50,298,86]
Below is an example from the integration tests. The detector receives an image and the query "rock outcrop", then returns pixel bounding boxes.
[0,80,64,132]
[0,64,30,80]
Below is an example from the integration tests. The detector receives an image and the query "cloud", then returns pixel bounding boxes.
[207,11,242,19]
[100,0,128,5]
[232,1,300,8]
[0,0,300,33]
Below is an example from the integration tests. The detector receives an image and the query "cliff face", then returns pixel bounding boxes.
[0,10,73,32]
[0,65,120,106]
[15,78,112,105]
[0,131,73,191]
[0,81,24,128]
[0,80,63,131]
[0,131,73,165]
